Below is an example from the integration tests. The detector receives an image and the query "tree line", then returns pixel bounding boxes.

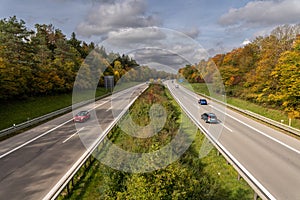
[0,16,95,99]
[179,24,300,118]
[0,16,173,100]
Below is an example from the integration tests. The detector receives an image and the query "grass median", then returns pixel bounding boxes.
[58,83,253,200]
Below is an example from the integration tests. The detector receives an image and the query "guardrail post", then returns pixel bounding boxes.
[237,173,241,181]
[217,150,220,156]
[66,183,70,195]
[71,177,74,187]
[254,192,258,200]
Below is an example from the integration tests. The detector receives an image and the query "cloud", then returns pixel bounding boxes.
[106,27,166,47]
[242,39,251,45]
[219,0,300,27]
[205,40,228,56]
[181,27,200,39]
[98,27,208,71]
[76,0,161,37]
[133,48,188,69]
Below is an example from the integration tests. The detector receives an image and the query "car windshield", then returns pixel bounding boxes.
[77,112,87,116]
[209,114,216,118]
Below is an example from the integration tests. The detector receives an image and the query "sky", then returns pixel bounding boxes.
[1,0,300,65]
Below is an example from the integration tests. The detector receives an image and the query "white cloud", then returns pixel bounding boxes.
[219,0,300,27]
[181,27,200,39]
[98,27,208,70]
[76,0,161,37]
[107,27,166,46]
[242,39,251,45]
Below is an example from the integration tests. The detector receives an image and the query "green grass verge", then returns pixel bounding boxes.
[0,88,108,131]
[186,83,300,130]
[0,82,144,131]
[194,133,254,200]
[58,84,253,200]
[226,97,300,129]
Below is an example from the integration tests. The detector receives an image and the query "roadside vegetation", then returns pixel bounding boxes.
[58,84,253,200]
[179,24,300,123]
[0,80,146,131]
[0,88,108,131]
[0,16,174,131]
[186,83,300,129]
[2,16,299,132]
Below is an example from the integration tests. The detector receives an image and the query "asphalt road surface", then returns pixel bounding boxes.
[0,84,147,200]
[166,81,300,200]
[1,81,300,200]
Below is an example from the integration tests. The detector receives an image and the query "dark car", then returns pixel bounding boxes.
[73,111,90,122]
[198,98,208,105]
[201,113,218,123]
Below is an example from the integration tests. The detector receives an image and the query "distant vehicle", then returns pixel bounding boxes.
[175,84,179,88]
[73,111,90,122]
[201,113,218,123]
[198,99,208,105]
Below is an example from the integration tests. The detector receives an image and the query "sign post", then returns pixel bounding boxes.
[104,76,114,93]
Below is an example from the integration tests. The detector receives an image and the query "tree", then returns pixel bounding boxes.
[269,35,300,118]
[52,29,81,92]
[0,16,34,99]
[29,24,56,95]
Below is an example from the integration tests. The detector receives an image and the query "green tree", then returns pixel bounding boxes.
[29,24,57,95]
[0,16,34,99]
[52,29,81,92]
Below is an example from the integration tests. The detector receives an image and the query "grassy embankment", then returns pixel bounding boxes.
[0,82,141,131]
[58,84,253,200]
[186,83,300,130]
[0,88,107,131]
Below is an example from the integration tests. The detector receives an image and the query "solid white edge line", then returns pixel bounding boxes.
[0,120,72,159]
[180,84,300,155]
[211,105,300,155]
[0,84,144,159]
[43,85,147,200]
[167,82,276,200]
[0,100,109,159]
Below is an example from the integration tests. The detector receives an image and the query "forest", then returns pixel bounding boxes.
[0,16,172,101]
[1,16,299,118]
[179,24,300,119]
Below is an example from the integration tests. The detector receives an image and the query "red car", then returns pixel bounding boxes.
[73,111,90,122]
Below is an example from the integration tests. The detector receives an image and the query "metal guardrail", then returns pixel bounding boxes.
[0,93,111,138]
[198,93,300,137]
[43,84,149,200]
[167,84,274,200]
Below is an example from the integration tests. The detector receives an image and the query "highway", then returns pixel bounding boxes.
[0,84,147,200]
[1,81,300,200]
[166,81,300,200]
